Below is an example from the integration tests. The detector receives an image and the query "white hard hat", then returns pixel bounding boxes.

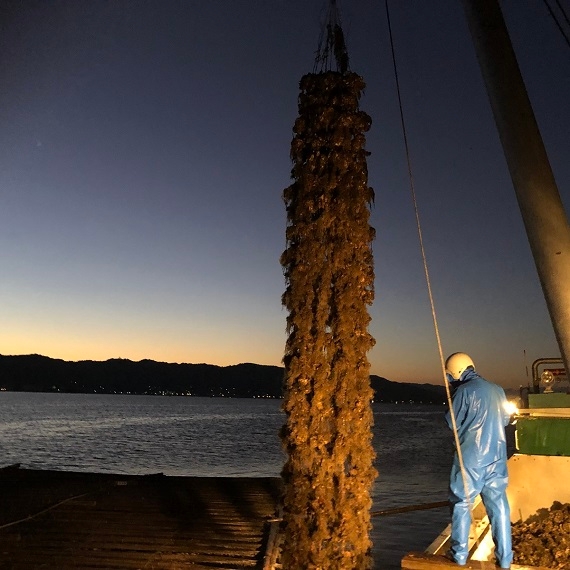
[445,352,475,381]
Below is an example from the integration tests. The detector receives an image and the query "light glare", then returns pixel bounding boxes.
[504,400,518,416]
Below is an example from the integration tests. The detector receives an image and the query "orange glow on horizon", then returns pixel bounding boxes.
[0,330,283,367]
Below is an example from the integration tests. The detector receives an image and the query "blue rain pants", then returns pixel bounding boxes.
[449,459,512,567]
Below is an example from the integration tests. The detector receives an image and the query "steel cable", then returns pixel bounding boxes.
[384,0,476,533]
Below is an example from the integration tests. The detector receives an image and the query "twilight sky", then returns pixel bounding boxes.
[1,1,569,388]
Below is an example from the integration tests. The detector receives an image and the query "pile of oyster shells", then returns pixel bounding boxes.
[512,501,570,569]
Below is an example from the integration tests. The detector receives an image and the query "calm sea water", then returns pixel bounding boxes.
[0,392,453,569]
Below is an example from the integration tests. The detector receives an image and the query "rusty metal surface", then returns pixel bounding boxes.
[0,466,282,569]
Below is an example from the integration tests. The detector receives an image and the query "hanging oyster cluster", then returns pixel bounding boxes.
[280,70,376,570]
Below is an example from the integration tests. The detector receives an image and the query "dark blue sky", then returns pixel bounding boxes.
[1,1,569,388]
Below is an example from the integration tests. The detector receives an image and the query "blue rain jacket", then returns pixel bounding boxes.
[446,369,513,568]
[445,369,511,468]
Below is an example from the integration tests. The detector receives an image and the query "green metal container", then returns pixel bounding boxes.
[528,393,570,408]
[516,416,570,456]
[516,393,570,455]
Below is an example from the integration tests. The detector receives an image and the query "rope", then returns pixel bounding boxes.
[541,0,570,50]
[370,500,449,518]
[313,0,350,73]
[554,0,570,28]
[267,500,449,523]
[0,492,93,531]
[384,0,475,528]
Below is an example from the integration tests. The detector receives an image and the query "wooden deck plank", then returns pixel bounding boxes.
[401,552,553,570]
[0,467,282,569]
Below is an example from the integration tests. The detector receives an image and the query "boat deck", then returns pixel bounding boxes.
[401,552,552,569]
[0,465,282,569]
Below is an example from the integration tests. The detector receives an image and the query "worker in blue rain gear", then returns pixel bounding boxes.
[444,352,513,568]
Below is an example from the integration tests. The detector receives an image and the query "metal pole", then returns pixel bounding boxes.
[462,0,570,375]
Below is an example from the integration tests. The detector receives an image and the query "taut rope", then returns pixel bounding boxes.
[384,0,475,528]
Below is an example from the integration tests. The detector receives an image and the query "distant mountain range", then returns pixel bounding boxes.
[0,354,447,404]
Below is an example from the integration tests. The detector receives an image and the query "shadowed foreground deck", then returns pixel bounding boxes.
[0,466,282,569]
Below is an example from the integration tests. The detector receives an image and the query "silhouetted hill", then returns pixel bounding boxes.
[0,355,446,403]
[369,375,446,404]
